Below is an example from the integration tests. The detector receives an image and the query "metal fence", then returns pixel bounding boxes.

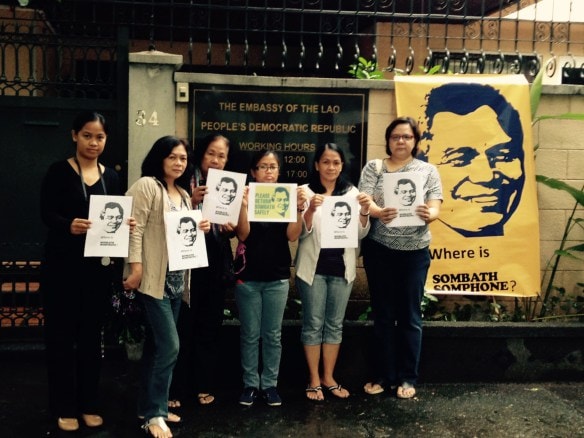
[2,0,583,96]
[1,0,583,329]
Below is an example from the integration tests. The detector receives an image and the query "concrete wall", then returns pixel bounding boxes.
[128,55,584,314]
[212,321,584,385]
[127,51,183,184]
[534,87,584,300]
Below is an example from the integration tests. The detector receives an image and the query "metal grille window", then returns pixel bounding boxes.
[1,0,583,96]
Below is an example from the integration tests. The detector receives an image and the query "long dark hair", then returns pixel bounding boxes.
[308,143,351,195]
[141,135,193,192]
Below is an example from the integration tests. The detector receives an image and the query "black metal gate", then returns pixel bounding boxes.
[0,10,129,330]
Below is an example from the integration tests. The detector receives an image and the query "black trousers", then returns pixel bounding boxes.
[171,271,227,399]
[42,258,109,418]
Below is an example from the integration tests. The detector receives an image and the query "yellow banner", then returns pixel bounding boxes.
[395,75,540,297]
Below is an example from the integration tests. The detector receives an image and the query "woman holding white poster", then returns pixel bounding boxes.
[295,143,371,401]
[234,150,307,407]
[358,117,442,399]
[40,111,135,432]
[169,134,242,408]
[123,136,209,438]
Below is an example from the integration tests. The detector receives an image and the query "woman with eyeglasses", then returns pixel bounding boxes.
[358,117,442,399]
[234,150,307,407]
[295,143,371,402]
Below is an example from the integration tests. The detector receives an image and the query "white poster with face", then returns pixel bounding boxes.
[320,196,359,249]
[201,168,247,225]
[247,183,297,222]
[84,195,133,258]
[165,210,209,271]
[383,172,425,227]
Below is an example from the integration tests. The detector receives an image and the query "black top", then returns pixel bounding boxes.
[238,222,291,282]
[190,224,235,287]
[315,248,345,278]
[40,159,121,261]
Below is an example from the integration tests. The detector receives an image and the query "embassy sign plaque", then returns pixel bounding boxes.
[192,87,367,185]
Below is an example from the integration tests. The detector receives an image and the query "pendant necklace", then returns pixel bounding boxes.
[74,157,110,266]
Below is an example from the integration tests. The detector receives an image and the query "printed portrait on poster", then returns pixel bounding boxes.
[395,75,540,297]
[201,168,247,225]
[418,82,526,238]
[84,195,133,258]
[383,172,424,227]
[321,196,359,249]
[164,210,209,271]
[248,183,297,222]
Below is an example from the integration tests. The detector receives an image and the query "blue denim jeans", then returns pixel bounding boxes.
[297,275,353,345]
[362,238,430,386]
[235,279,289,389]
[137,293,181,420]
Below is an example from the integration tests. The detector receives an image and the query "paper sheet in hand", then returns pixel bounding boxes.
[248,183,297,222]
[383,172,425,227]
[84,195,132,257]
[165,210,209,271]
[320,196,359,249]
[201,168,247,225]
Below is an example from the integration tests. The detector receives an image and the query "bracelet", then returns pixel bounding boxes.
[297,208,306,213]
[359,211,370,217]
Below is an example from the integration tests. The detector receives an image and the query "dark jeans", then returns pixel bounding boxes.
[137,293,181,420]
[362,238,430,386]
[43,259,109,418]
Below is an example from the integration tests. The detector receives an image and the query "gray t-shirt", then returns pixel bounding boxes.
[358,158,442,250]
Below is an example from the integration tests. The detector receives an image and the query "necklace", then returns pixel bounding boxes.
[74,157,109,266]
[74,157,106,202]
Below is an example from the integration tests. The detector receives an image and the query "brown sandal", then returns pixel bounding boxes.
[167,399,181,409]
[396,382,416,399]
[197,393,215,405]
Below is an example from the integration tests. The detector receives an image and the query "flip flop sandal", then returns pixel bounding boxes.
[364,381,385,395]
[142,416,170,437]
[167,412,182,423]
[198,393,215,405]
[167,399,181,408]
[305,385,324,401]
[326,384,350,399]
[397,382,416,399]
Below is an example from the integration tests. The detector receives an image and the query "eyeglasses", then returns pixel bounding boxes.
[256,165,279,171]
[389,134,414,142]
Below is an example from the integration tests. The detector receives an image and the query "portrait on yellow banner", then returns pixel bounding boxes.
[395,75,540,297]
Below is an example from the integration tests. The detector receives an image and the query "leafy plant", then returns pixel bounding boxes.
[350,62,583,323]
[348,57,384,79]
[530,66,584,319]
[357,292,439,321]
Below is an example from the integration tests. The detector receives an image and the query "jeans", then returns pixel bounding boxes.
[362,238,430,386]
[235,279,289,389]
[137,293,181,420]
[297,275,353,345]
